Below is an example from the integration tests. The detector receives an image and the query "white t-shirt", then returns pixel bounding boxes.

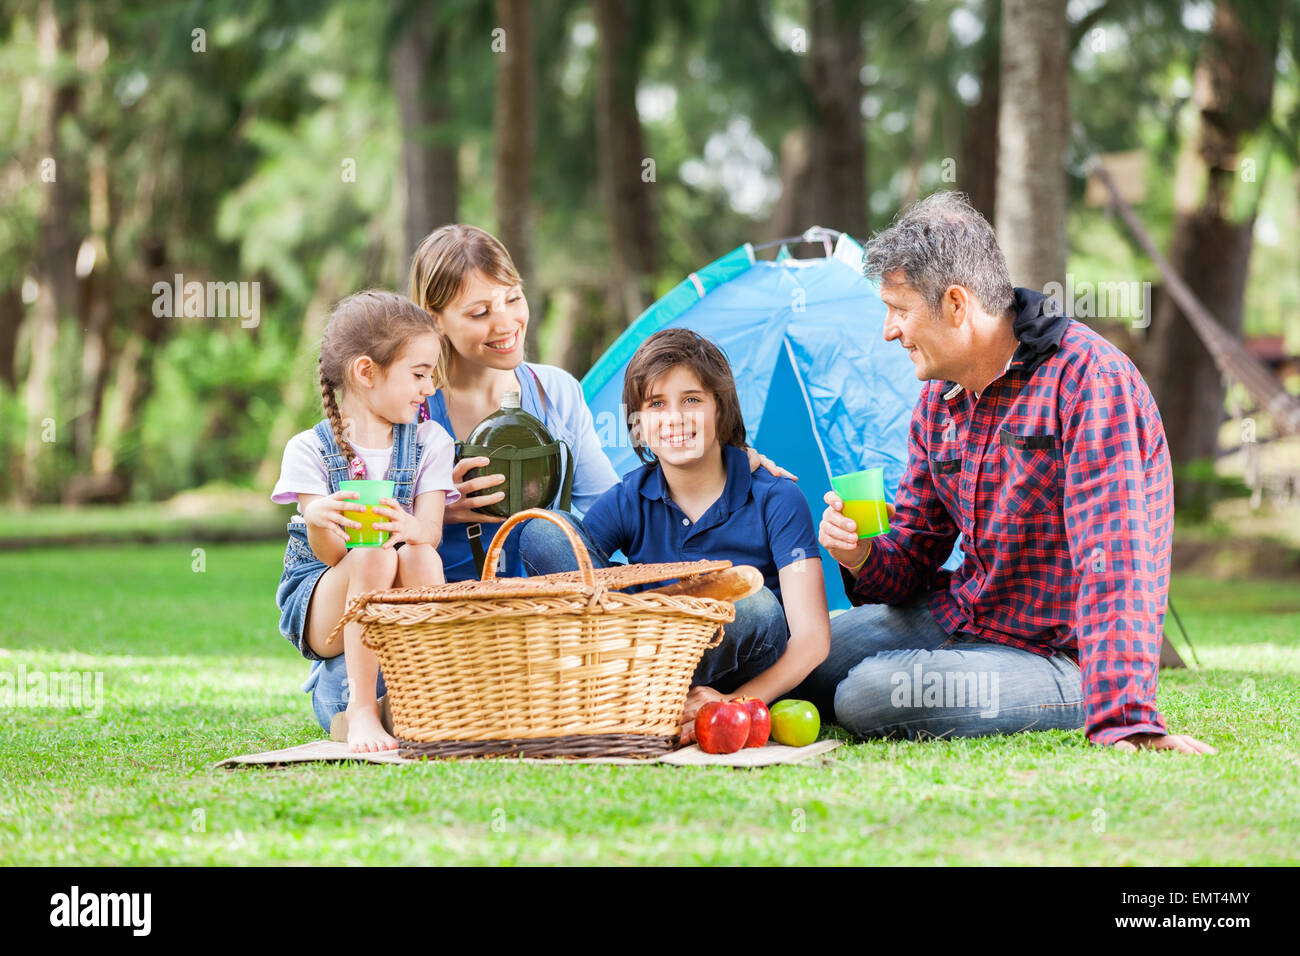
[270,420,460,514]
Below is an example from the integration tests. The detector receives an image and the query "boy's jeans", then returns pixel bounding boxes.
[519,512,788,693]
[795,594,1084,739]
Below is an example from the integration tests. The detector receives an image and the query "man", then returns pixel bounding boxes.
[800,191,1214,754]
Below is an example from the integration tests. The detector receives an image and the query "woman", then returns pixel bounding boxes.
[408,224,619,580]
[408,223,795,582]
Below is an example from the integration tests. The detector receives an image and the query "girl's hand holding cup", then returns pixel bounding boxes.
[304,490,363,546]
[372,498,432,548]
[444,456,508,525]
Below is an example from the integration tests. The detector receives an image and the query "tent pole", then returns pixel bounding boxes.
[1166,596,1201,668]
[753,228,844,253]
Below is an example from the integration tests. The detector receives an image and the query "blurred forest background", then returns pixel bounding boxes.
[2,0,1299,557]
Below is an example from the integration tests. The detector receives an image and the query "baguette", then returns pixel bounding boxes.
[644,565,764,603]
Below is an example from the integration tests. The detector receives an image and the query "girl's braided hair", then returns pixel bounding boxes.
[318,290,438,470]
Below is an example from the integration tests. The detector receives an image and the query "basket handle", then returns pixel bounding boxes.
[481,508,595,588]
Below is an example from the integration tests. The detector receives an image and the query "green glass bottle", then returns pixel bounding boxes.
[458,390,565,518]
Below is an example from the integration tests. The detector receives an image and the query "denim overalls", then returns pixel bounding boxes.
[274,419,425,731]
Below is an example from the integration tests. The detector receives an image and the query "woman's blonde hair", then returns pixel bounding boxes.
[407,224,523,386]
[318,290,438,467]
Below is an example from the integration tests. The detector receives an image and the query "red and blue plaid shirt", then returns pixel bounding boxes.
[847,289,1172,745]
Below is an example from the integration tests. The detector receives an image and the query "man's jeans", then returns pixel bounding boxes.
[796,594,1084,739]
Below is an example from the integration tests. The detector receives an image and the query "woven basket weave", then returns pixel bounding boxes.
[330,509,742,759]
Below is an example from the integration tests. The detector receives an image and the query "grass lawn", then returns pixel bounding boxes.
[1,541,1296,865]
[1,500,286,549]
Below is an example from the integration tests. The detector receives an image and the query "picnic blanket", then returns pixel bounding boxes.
[217,738,841,768]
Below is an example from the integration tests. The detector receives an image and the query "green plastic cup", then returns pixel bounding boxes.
[339,479,396,548]
[831,468,890,538]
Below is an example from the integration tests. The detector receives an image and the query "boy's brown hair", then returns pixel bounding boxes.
[622,328,748,464]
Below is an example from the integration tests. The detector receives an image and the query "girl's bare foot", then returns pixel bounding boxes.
[346,703,398,752]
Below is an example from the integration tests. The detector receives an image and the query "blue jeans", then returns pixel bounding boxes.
[795,594,1084,739]
[519,511,788,692]
[302,656,387,733]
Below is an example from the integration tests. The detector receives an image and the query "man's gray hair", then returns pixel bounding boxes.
[862,191,1015,318]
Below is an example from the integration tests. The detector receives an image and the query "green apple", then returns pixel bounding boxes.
[769,699,820,747]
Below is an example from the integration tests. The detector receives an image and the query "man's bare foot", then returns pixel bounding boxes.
[346,703,398,752]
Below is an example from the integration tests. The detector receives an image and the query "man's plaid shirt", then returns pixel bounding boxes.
[846,288,1172,744]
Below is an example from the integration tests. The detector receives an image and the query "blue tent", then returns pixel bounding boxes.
[581,231,958,611]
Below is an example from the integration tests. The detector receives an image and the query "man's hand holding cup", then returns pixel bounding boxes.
[820,492,895,574]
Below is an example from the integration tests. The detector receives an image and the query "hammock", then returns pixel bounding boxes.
[1088,159,1300,436]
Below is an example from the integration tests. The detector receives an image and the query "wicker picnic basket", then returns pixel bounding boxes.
[329,509,755,759]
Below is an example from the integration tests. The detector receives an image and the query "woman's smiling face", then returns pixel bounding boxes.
[435,268,528,370]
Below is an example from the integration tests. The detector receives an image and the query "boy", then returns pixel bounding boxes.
[522,329,830,739]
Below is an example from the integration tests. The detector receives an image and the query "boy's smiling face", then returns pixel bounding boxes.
[638,364,719,468]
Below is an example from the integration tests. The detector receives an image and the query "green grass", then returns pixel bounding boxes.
[1,542,1297,865]
[4,502,287,548]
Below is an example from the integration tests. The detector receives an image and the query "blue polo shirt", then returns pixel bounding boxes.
[581,444,820,604]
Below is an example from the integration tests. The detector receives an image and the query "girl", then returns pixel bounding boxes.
[521,329,831,741]
[407,223,795,582]
[272,290,459,752]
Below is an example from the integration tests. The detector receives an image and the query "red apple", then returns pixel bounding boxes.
[734,696,771,748]
[694,700,751,754]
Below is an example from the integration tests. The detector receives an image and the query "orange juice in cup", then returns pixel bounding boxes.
[831,468,890,538]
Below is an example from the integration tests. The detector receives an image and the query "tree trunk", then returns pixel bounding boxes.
[74,259,111,466]
[102,310,168,497]
[594,0,657,325]
[766,1,866,248]
[959,30,1000,224]
[74,143,112,466]
[21,0,80,501]
[392,3,458,257]
[92,235,169,500]
[493,0,536,346]
[0,284,21,390]
[767,127,815,242]
[995,0,1068,293]
[1148,0,1279,510]
[547,283,613,378]
[902,18,948,209]
[808,0,867,239]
